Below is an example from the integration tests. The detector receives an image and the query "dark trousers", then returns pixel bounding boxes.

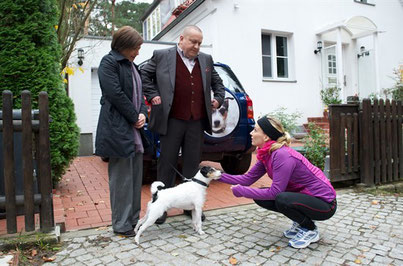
[157,118,204,188]
[254,192,337,230]
[108,155,143,232]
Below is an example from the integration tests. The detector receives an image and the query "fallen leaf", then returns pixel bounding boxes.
[354,258,362,264]
[171,252,179,257]
[31,250,37,257]
[99,200,105,204]
[371,200,379,205]
[95,226,109,231]
[42,256,55,262]
[177,235,187,239]
[68,207,75,211]
[269,246,281,252]
[229,257,238,265]
[94,202,99,205]
[76,202,84,206]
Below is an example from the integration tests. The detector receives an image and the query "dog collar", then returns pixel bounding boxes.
[191,178,209,187]
[212,126,226,134]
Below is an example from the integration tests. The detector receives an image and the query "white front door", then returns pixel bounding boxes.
[358,49,376,98]
[322,45,338,89]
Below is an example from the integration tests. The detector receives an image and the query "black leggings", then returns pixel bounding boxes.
[254,192,337,230]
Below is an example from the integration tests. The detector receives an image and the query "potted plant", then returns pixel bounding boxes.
[320,86,342,118]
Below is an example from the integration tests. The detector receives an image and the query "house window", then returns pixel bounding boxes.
[328,55,337,75]
[144,5,161,40]
[261,34,272,78]
[261,33,290,79]
[276,36,288,78]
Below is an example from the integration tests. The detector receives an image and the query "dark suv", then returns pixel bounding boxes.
[142,62,255,175]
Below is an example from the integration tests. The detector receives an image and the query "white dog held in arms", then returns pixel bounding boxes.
[134,166,221,244]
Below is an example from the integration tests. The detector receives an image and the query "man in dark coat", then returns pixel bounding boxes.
[141,25,225,224]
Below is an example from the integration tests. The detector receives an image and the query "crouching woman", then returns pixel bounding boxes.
[218,115,337,248]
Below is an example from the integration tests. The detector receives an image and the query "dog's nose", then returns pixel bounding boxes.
[214,120,220,127]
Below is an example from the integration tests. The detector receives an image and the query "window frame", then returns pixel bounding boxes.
[261,31,294,82]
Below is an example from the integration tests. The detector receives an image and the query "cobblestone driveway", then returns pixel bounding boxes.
[50,190,403,265]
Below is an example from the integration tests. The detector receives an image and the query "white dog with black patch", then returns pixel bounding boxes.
[134,166,222,244]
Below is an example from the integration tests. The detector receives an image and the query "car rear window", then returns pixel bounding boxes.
[214,65,245,94]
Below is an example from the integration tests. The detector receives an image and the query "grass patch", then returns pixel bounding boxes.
[0,232,63,265]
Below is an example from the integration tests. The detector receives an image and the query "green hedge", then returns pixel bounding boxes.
[0,0,79,185]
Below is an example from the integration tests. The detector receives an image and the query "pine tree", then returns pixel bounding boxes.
[0,0,79,184]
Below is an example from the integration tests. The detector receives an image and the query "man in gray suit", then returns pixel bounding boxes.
[141,25,225,224]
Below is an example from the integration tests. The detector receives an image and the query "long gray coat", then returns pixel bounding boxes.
[141,47,225,135]
[95,50,148,158]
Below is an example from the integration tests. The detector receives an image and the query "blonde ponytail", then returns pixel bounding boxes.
[264,116,290,153]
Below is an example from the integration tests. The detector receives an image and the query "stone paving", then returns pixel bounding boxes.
[48,189,403,265]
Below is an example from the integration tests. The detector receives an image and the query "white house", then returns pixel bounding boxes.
[68,0,403,155]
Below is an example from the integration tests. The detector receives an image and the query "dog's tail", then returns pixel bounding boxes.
[151,181,165,203]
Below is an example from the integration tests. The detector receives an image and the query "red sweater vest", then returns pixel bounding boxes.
[169,52,206,120]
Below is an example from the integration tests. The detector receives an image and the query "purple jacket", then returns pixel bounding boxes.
[219,146,336,203]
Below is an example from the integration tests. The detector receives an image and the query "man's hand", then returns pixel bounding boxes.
[151,96,161,105]
[211,99,219,109]
[134,113,146,129]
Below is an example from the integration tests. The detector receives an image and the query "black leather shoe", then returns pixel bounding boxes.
[183,210,206,221]
[113,229,135,237]
[155,211,167,225]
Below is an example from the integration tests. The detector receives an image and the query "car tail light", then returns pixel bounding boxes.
[246,95,254,119]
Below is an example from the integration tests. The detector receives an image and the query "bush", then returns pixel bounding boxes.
[384,68,403,101]
[320,86,342,106]
[268,107,302,134]
[303,123,327,170]
[0,0,79,185]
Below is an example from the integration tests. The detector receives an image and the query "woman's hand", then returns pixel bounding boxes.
[134,113,146,129]
[230,185,244,197]
[151,96,161,105]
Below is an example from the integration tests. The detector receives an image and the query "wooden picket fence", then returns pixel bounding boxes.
[0,90,53,234]
[329,99,402,185]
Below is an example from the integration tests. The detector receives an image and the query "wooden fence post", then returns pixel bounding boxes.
[391,100,399,181]
[22,90,35,232]
[361,99,374,185]
[38,92,53,232]
[2,90,17,234]
[385,100,393,182]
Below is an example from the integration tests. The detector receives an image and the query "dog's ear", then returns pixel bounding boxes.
[200,166,212,177]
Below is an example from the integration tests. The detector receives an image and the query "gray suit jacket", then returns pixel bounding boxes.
[141,46,225,135]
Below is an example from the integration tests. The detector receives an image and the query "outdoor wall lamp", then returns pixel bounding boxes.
[78,48,84,66]
[357,46,369,58]
[314,41,323,54]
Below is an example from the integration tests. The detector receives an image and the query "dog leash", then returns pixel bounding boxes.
[142,132,192,182]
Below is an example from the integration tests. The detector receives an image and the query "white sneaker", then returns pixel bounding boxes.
[283,221,301,239]
[288,227,320,249]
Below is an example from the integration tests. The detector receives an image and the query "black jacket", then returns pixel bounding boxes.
[95,50,148,158]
